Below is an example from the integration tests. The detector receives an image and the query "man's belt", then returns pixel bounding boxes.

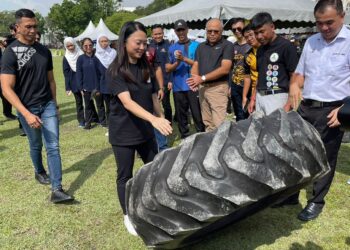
[302,99,343,108]
[258,89,287,96]
[202,81,227,87]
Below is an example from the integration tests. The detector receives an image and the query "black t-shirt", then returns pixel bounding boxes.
[256,36,298,91]
[1,40,53,108]
[195,38,234,83]
[107,63,158,146]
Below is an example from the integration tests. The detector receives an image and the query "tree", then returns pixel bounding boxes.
[134,0,181,16]
[0,11,15,36]
[105,11,139,35]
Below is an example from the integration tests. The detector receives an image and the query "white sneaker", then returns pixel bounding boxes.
[105,131,109,136]
[347,179,350,185]
[123,215,138,236]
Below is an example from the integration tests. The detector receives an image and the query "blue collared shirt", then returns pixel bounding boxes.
[296,25,350,102]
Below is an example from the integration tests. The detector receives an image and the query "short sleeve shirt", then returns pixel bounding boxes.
[256,36,298,91]
[1,40,53,108]
[231,42,251,86]
[195,38,234,83]
[168,40,199,92]
[295,25,350,102]
[107,63,158,146]
[243,47,258,90]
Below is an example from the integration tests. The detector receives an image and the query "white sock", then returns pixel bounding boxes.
[123,215,138,236]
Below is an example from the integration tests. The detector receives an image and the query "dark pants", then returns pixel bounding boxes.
[230,83,248,121]
[112,139,158,214]
[289,103,344,206]
[174,91,205,138]
[102,94,111,126]
[162,88,173,124]
[73,92,85,124]
[0,88,12,116]
[82,91,105,127]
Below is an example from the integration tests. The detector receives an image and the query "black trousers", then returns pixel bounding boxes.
[162,88,173,124]
[173,91,205,138]
[73,92,85,124]
[112,139,158,214]
[82,91,105,126]
[0,87,12,116]
[102,94,111,126]
[288,103,344,206]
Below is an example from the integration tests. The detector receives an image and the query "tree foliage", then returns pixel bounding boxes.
[47,0,116,37]
[105,11,139,35]
[134,0,181,16]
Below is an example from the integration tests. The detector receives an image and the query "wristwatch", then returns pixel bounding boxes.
[201,75,206,82]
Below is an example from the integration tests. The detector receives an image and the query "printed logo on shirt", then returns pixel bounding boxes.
[12,46,37,70]
[270,53,279,62]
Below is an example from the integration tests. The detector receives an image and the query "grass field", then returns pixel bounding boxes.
[0,56,349,250]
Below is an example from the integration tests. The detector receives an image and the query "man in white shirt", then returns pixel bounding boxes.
[287,0,349,221]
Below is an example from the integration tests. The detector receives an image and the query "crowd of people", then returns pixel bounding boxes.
[1,0,349,237]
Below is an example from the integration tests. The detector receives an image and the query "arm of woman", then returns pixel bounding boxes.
[118,91,172,136]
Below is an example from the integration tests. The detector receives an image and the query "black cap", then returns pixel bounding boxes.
[174,19,188,30]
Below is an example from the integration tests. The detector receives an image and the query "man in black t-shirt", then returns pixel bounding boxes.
[1,9,73,203]
[250,12,298,115]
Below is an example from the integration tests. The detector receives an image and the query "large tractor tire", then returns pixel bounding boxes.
[125,109,330,249]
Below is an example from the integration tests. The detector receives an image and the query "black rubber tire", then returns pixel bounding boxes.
[125,109,330,249]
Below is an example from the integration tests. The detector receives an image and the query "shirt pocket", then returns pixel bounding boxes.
[330,54,350,76]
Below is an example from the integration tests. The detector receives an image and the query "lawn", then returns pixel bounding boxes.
[0,56,349,250]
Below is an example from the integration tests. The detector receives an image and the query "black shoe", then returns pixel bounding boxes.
[298,202,323,221]
[35,172,50,185]
[272,198,299,208]
[4,113,17,120]
[51,188,74,203]
[84,124,92,130]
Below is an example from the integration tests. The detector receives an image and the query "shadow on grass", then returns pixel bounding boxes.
[290,241,323,250]
[0,126,24,140]
[346,237,350,245]
[186,205,306,250]
[63,148,112,195]
[58,100,75,109]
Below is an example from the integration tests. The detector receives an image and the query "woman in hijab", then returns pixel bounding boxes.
[95,34,117,135]
[76,37,106,129]
[63,37,85,127]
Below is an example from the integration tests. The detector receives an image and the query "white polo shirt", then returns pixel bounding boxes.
[296,25,350,102]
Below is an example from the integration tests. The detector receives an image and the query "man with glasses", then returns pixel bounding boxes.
[229,18,251,121]
[187,18,234,131]
[250,12,298,115]
[166,19,204,139]
[286,0,349,221]
[1,9,74,203]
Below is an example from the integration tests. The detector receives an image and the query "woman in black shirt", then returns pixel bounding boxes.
[107,21,172,236]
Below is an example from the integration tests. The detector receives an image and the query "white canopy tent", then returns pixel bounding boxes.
[137,0,350,28]
[74,19,119,41]
[74,21,96,41]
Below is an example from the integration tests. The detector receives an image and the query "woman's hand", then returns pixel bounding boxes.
[151,117,173,136]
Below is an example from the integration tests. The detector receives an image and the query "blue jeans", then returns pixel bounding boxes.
[154,128,167,152]
[18,100,62,190]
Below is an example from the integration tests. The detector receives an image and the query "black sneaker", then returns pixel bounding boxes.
[35,172,50,185]
[51,188,74,203]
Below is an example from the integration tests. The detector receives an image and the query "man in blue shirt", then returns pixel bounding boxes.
[166,19,204,138]
[287,0,349,221]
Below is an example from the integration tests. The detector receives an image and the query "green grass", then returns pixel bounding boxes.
[0,56,349,250]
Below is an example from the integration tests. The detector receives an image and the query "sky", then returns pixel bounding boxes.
[0,0,154,16]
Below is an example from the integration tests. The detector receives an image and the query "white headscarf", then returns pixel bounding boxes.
[64,37,83,72]
[95,34,117,69]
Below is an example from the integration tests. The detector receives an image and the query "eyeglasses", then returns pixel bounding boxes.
[232,27,242,33]
[206,30,220,34]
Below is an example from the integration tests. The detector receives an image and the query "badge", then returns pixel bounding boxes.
[270,53,279,62]
[273,65,279,70]
[267,70,273,76]
[272,77,278,83]
[266,76,272,81]
[268,64,273,70]
[272,71,278,77]
[267,82,272,87]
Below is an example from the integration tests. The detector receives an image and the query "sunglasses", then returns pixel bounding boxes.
[232,27,242,33]
[207,29,220,34]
